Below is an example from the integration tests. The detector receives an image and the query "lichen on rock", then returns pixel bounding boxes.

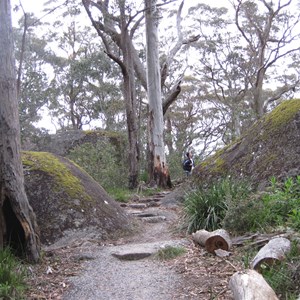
[193,99,300,188]
[22,151,133,245]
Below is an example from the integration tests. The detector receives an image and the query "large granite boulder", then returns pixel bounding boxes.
[22,151,133,245]
[193,99,300,189]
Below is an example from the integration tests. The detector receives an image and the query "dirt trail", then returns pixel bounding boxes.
[26,190,239,299]
[61,190,191,300]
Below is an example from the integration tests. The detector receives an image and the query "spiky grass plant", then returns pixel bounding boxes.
[182,177,253,233]
[0,248,27,299]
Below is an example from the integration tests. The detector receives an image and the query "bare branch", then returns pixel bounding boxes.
[162,77,183,114]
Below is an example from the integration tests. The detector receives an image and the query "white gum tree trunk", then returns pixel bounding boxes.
[145,0,171,187]
[0,0,40,261]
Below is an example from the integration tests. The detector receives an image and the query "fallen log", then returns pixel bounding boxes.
[250,237,291,270]
[192,229,211,247]
[192,229,232,253]
[229,269,279,300]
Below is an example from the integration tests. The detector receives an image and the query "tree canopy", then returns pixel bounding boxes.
[12,0,300,185]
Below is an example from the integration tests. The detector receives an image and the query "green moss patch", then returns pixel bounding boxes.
[193,99,300,186]
[264,99,300,134]
[22,151,91,201]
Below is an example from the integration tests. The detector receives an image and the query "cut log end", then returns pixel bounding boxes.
[206,235,229,252]
[192,229,232,254]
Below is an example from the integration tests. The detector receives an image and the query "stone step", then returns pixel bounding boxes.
[141,216,166,223]
[128,203,147,209]
[133,212,167,223]
[138,197,161,203]
[110,239,188,261]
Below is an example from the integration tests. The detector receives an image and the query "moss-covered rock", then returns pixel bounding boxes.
[193,99,300,188]
[22,151,133,245]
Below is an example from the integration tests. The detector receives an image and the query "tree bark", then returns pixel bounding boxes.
[250,237,291,271]
[192,229,232,253]
[83,0,139,189]
[120,2,139,189]
[0,0,40,262]
[229,269,279,300]
[145,0,171,188]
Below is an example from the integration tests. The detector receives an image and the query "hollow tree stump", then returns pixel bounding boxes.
[229,269,279,300]
[192,229,232,253]
[250,237,291,270]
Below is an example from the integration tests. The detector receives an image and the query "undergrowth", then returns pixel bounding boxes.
[155,246,186,260]
[0,248,27,299]
[182,177,252,233]
[182,175,300,235]
[182,175,300,299]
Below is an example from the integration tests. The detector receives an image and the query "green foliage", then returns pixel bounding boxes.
[223,195,266,234]
[224,176,300,234]
[182,177,253,233]
[155,246,186,260]
[0,248,27,299]
[261,241,300,300]
[67,141,128,192]
[167,152,186,181]
[106,188,132,203]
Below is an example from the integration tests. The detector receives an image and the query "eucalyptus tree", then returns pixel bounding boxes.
[82,0,199,187]
[82,0,140,188]
[233,0,300,118]
[13,14,52,139]
[145,0,171,187]
[44,6,125,132]
[167,74,229,158]
[186,1,300,147]
[0,0,40,261]
[186,3,251,143]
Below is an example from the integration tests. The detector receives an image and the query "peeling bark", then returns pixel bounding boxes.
[0,0,40,262]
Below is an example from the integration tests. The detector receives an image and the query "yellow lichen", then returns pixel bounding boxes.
[22,151,92,201]
[264,99,300,133]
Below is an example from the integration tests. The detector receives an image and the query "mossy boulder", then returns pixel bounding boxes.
[22,151,133,245]
[193,99,300,188]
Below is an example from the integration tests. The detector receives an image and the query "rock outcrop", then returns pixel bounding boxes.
[193,99,300,188]
[22,151,133,245]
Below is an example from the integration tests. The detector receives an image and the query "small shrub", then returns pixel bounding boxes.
[155,246,186,260]
[224,176,300,234]
[106,187,132,202]
[223,194,268,234]
[182,177,252,233]
[67,141,128,191]
[0,248,27,299]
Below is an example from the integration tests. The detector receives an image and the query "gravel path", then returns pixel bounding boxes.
[62,245,182,300]
[61,191,191,300]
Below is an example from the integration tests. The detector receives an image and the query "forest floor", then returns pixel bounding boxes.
[25,189,245,300]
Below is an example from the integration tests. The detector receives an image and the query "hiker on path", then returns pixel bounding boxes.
[183,151,195,176]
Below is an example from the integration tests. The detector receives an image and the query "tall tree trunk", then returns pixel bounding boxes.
[253,67,266,119]
[120,1,139,189]
[145,0,171,188]
[82,0,140,189]
[0,0,40,262]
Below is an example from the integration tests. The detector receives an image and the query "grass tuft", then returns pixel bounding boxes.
[155,246,186,260]
[0,248,27,299]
